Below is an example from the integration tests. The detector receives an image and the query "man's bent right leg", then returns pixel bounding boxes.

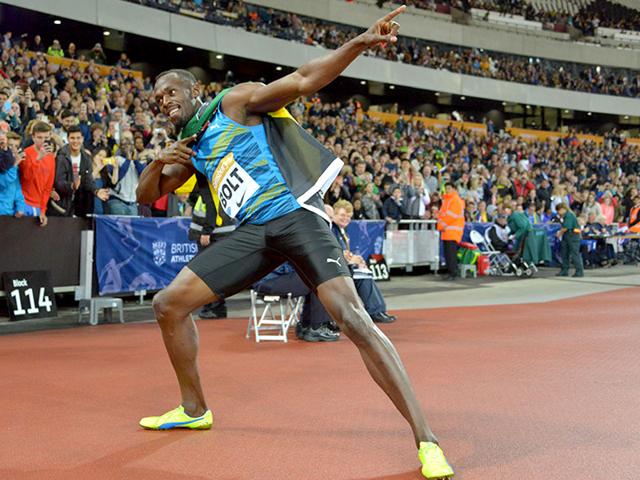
[152,266,219,417]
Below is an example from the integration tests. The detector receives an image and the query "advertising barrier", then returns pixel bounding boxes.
[94,216,386,295]
[95,216,195,295]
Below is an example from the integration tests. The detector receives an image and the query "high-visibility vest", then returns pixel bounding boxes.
[437,191,465,243]
[630,206,640,233]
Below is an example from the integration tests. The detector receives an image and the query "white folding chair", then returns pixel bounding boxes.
[470,229,506,275]
[246,290,304,343]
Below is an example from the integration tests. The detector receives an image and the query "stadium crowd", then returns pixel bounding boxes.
[128,0,640,98]
[0,27,638,249]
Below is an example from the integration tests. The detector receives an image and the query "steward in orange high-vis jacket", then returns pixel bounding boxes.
[437,183,465,279]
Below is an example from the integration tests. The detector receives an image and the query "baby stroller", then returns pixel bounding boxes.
[470,230,537,277]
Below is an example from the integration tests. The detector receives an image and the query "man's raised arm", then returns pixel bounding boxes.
[237,5,405,115]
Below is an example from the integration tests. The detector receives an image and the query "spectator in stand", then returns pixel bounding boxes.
[325,174,351,205]
[404,173,430,219]
[89,43,107,64]
[53,109,77,145]
[582,191,603,220]
[67,42,77,60]
[46,39,64,57]
[19,121,56,226]
[600,192,615,225]
[422,164,439,194]
[31,35,44,52]
[526,203,543,225]
[352,196,367,220]
[0,129,25,217]
[514,173,535,199]
[51,125,109,217]
[117,53,132,69]
[91,148,116,214]
[87,123,114,155]
[361,182,382,219]
[437,182,465,280]
[106,136,144,215]
[383,186,404,224]
[464,199,477,223]
[476,200,490,222]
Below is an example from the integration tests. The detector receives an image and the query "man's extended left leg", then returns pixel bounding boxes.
[317,276,453,479]
[317,276,433,446]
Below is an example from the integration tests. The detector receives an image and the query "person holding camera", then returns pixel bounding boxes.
[105,136,145,216]
[0,129,26,217]
[19,121,56,226]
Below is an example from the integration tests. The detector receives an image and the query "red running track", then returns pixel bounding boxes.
[0,288,638,480]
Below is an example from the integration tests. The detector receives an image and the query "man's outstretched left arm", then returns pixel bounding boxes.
[239,5,405,115]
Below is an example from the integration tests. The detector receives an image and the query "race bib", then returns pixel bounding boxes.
[211,152,259,219]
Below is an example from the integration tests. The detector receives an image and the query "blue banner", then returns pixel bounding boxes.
[94,217,386,295]
[95,216,196,295]
[346,220,386,259]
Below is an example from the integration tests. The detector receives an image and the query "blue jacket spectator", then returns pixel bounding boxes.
[0,147,26,216]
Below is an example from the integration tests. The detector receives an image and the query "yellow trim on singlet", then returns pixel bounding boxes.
[267,107,295,120]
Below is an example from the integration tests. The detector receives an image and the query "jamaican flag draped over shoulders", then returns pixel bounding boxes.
[180,88,343,222]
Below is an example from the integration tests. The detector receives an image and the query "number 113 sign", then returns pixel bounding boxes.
[2,271,57,321]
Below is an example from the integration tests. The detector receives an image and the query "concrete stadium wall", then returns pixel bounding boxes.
[7,0,640,116]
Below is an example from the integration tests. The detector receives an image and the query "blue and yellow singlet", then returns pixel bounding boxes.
[191,108,301,225]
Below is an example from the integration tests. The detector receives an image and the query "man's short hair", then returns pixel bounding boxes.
[445,182,455,189]
[67,125,82,135]
[6,131,21,141]
[90,123,104,133]
[556,203,568,212]
[155,69,197,87]
[60,109,74,119]
[333,199,353,214]
[32,121,52,134]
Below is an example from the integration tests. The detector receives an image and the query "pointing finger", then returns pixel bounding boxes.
[380,5,406,23]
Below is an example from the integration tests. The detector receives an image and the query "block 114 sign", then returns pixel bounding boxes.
[2,271,57,321]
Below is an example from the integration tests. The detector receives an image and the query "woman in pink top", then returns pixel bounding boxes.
[600,193,615,224]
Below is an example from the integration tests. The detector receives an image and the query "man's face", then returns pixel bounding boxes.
[334,207,352,229]
[497,217,507,226]
[68,132,83,152]
[62,115,76,130]
[7,137,20,150]
[153,74,197,131]
[33,131,50,149]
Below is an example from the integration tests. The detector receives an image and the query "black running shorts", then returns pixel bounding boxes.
[187,209,351,298]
